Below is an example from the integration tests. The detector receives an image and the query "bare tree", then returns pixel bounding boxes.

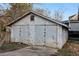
[34,8,50,16]
[52,9,64,21]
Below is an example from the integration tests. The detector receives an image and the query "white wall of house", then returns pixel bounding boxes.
[57,25,68,49]
[62,28,68,45]
[70,22,79,31]
[10,13,68,49]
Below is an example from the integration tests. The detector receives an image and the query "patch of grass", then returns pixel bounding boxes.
[0,42,29,53]
[57,48,75,56]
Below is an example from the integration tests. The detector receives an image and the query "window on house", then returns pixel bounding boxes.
[30,14,34,21]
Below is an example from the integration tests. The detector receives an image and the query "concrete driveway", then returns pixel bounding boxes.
[0,46,58,56]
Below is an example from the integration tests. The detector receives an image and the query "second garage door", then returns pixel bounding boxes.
[34,25,57,47]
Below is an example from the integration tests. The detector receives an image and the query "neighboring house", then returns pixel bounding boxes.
[62,14,79,40]
[7,10,68,49]
[68,14,79,39]
[69,14,79,31]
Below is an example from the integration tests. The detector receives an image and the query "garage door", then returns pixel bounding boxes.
[45,26,57,47]
[11,26,20,42]
[20,25,30,44]
[11,25,30,44]
[35,25,57,47]
[11,25,57,47]
[35,25,45,45]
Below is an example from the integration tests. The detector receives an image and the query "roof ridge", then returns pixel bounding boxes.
[7,10,68,28]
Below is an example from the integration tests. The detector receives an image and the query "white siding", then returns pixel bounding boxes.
[57,25,63,48]
[45,26,57,48]
[10,13,68,49]
[11,26,20,42]
[20,25,30,44]
[57,25,68,49]
[35,25,45,45]
[70,22,79,31]
[29,25,35,45]
[62,28,68,46]
[13,15,30,25]
[13,14,56,26]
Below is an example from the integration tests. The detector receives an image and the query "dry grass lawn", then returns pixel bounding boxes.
[57,40,79,56]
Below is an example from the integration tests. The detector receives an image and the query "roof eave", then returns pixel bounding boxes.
[7,10,68,28]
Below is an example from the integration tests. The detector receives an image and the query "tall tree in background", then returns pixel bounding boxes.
[0,4,6,16]
[5,3,32,20]
[52,9,64,21]
[34,8,50,16]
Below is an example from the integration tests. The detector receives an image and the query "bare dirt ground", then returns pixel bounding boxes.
[0,46,58,56]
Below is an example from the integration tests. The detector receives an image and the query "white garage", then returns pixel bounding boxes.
[7,10,68,49]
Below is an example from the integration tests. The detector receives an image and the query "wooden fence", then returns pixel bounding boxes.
[0,31,11,46]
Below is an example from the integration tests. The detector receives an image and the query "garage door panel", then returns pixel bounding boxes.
[20,26,30,44]
[35,25,45,45]
[45,26,57,47]
[11,26,20,42]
